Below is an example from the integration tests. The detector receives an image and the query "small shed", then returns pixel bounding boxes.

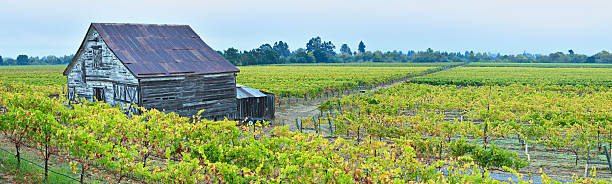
[236,84,275,120]
[63,23,240,120]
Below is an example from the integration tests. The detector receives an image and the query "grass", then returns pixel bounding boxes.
[0,148,79,184]
[0,137,121,184]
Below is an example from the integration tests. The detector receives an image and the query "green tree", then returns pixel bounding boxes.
[273,41,290,57]
[587,51,612,63]
[293,48,315,63]
[261,49,280,64]
[16,55,29,65]
[322,41,336,55]
[223,48,242,65]
[358,41,366,53]
[340,44,352,55]
[45,55,59,65]
[548,52,570,63]
[0,55,3,65]
[259,44,273,51]
[570,54,588,63]
[468,51,476,62]
[312,50,330,63]
[306,37,322,53]
[305,37,335,62]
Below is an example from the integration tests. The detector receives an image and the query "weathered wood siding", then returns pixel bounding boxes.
[139,73,238,120]
[66,28,139,107]
[66,26,240,119]
[237,93,275,120]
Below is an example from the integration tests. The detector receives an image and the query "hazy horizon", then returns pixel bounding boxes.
[1,0,611,57]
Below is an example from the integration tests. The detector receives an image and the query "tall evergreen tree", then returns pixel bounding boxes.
[223,48,241,65]
[306,37,322,53]
[340,44,352,55]
[358,41,366,53]
[273,41,291,57]
[322,41,336,55]
[304,37,336,62]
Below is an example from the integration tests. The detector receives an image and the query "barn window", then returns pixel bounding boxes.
[93,87,105,102]
[80,60,86,83]
[92,46,103,68]
[113,83,138,103]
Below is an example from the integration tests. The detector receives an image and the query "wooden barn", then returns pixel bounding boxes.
[236,84,275,120]
[63,23,240,120]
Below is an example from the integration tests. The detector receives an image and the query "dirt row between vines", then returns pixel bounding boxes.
[271,64,465,131]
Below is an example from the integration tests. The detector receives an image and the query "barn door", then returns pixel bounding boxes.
[93,87,105,102]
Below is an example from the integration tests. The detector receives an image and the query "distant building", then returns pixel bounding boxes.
[63,23,240,120]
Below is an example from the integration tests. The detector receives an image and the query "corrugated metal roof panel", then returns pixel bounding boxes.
[92,23,239,78]
[236,84,267,99]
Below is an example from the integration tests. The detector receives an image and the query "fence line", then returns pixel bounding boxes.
[0,145,81,183]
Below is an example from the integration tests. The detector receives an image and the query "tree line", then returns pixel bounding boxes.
[2,38,612,66]
[220,37,612,65]
[0,54,73,65]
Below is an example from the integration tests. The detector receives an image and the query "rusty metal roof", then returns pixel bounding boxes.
[236,84,267,99]
[92,23,239,78]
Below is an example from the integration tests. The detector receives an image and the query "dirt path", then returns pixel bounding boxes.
[271,64,465,132]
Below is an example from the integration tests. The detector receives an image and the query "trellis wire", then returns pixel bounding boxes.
[0,146,81,183]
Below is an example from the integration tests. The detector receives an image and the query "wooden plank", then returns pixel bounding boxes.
[140,73,237,118]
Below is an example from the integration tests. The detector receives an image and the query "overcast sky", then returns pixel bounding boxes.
[0,0,611,57]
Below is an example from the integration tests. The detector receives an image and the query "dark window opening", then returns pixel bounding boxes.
[81,60,86,83]
[93,87,105,102]
[92,46,103,68]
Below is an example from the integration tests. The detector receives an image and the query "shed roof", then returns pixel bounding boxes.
[64,23,239,78]
[236,84,267,99]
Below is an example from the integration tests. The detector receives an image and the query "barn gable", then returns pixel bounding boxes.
[65,26,139,107]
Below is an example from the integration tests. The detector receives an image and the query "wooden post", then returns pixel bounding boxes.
[296,119,300,133]
[318,116,322,134]
[312,116,317,133]
[328,116,333,134]
[584,160,589,178]
[604,146,612,173]
[80,162,86,184]
[525,140,530,162]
